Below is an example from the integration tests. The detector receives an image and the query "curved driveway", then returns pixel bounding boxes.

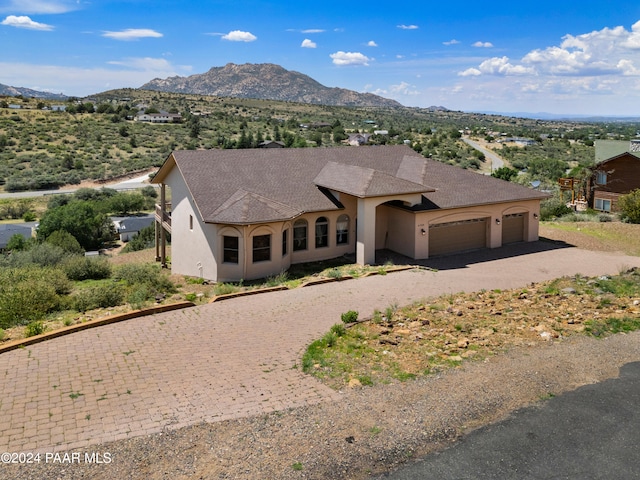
[1,242,639,454]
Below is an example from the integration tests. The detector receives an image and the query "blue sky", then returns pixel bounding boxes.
[1,0,640,115]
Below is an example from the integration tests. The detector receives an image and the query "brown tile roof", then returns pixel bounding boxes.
[153,145,547,224]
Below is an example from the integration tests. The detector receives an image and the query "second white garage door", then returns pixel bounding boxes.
[429,218,488,256]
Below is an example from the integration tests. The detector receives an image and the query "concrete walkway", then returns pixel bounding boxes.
[1,242,639,454]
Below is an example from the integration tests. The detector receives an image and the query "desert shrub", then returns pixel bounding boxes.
[113,263,175,304]
[540,197,573,221]
[598,213,613,222]
[71,283,125,312]
[0,267,62,328]
[0,328,4,341]
[341,310,359,324]
[2,242,68,268]
[62,256,112,281]
[618,189,640,224]
[24,321,46,337]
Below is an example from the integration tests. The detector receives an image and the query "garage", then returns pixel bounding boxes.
[429,218,488,256]
[502,213,525,244]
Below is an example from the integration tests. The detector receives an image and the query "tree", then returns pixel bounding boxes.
[491,166,518,182]
[45,230,84,255]
[618,189,640,224]
[37,202,115,250]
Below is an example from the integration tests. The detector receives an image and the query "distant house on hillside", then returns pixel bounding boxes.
[135,112,182,123]
[0,224,33,251]
[589,142,640,212]
[347,133,372,146]
[113,215,155,242]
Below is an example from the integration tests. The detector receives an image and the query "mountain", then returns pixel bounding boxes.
[140,63,403,108]
[0,83,68,100]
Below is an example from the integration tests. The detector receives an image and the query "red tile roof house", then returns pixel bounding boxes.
[589,152,640,213]
[152,145,548,282]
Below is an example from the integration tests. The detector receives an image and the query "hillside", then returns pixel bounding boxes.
[0,83,67,100]
[141,63,403,108]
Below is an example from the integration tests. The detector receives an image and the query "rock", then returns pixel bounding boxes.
[347,379,361,388]
[457,338,470,349]
[448,355,463,362]
[562,288,576,294]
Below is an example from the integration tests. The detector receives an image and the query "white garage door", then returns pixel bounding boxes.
[429,218,488,256]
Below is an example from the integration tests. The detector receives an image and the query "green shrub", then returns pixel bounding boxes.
[71,283,125,312]
[62,256,112,281]
[618,189,640,224]
[0,267,62,328]
[540,197,573,221]
[0,328,5,341]
[341,310,359,324]
[330,323,346,337]
[25,321,46,337]
[45,230,84,255]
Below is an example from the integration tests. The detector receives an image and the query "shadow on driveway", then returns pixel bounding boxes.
[377,238,575,272]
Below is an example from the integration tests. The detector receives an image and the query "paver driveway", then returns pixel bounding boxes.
[1,242,639,454]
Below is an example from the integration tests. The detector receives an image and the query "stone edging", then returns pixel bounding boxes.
[0,301,195,355]
[0,265,419,353]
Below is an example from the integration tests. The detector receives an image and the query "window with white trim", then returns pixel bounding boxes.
[594,198,611,212]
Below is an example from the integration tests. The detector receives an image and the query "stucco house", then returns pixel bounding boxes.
[152,145,548,282]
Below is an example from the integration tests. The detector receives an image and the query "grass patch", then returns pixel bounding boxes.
[301,268,640,389]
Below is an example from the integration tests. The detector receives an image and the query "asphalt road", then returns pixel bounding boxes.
[379,361,640,479]
[462,137,505,171]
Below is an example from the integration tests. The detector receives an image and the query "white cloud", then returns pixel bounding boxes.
[330,51,371,66]
[107,57,174,71]
[302,28,324,34]
[460,20,640,81]
[472,41,494,48]
[102,29,163,41]
[458,67,481,77]
[443,39,460,46]
[221,30,257,42]
[397,24,418,30]
[389,81,420,95]
[1,15,53,30]
[0,0,77,14]
[0,61,191,97]
[367,40,378,47]
[301,38,316,48]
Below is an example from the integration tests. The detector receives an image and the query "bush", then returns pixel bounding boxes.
[113,263,175,304]
[618,189,640,224]
[540,197,573,221]
[46,230,84,255]
[62,256,112,281]
[341,310,359,324]
[71,283,125,312]
[0,267,62,328]
[25,321,46,337]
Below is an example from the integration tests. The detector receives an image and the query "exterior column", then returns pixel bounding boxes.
[356,198,376,265]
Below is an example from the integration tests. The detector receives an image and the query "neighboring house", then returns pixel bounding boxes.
[113,215,155,242]
[347,133,372,146]
[589,151,640,212]
[0,224,33,251]
[135,112,182,123]
[152,145,548,282]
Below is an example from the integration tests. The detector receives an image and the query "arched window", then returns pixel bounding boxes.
[336,214,349,245]
[315,217,329,248]
[293,219,307,251]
